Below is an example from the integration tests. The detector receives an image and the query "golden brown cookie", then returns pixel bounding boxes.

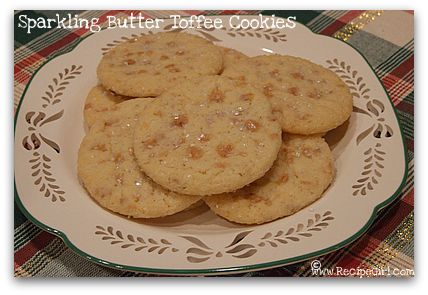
[204,135,334,224]
[97,32,223,97]
[78,98,201,218]
[223,55,353,134]
[133,76,282,196]
[83,85,128,129]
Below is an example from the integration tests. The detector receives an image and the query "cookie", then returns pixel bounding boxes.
[222,55,353,134]
[83,85,128,129]
[97,32,223,97]
[217,46,248,72]
[78,98,201,218]
[204,135,334,224]
[133,76,282,196]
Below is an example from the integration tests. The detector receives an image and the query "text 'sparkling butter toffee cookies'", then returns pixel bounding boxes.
[133,76,282,196]
[97,32,223,97]
[83,85,128,129]
[222,55,353,135]
[78,98,201,218]
[204,135,335,224]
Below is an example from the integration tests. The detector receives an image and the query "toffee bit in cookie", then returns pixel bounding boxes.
[287,86,299,96]
[269,69,280,77]
[197,133,210,142]
[285,151,295,163]
[164,63,181,73]
[302,148,313,158]
[143,138,158,149]
[187,146,204,160]
[234,75,247,86]
[263,83,274,98]
[303,147,321,158]
[154,110,163,117]
[128,147,134,156]
[308,91,322,99]
[115,174,123,184]
[158,150,169,158]
[95,188,111,199]
[272,107,283,115]
[160,55,169,60]
[171,114,188,127]
[240,93,254,101]
[208,86,225,103]
[113,153,125,164]
[297,113,309,120]
[176,50,185,55]
[216,144,234,158]
[164,63,176,69]
[249,195,264,203]
[214,162,226,169]
[244,120,260,132]
[169,67,180,73]
[124,59,136,65]
[290,72,304,79]
[278,174,289,184]
[105,118,120,127]
[92,144,107,152]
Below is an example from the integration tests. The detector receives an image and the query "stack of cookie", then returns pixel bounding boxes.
[78,32,353,225]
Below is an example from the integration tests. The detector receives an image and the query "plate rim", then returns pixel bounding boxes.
[14,16,409,275]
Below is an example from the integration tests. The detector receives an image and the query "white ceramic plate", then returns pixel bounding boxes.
[14,15,407,275]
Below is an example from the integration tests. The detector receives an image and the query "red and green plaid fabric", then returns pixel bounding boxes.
[14,10,414,277]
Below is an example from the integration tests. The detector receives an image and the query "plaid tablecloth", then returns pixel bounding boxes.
[13,10,414,277]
